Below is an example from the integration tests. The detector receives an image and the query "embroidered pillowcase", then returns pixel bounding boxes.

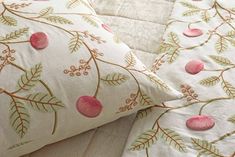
[0,0,181,156]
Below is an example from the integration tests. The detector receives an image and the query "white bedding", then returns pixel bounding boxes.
[22,0,175,156]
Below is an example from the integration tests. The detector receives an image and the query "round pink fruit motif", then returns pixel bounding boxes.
[30,32,49,50]
[102,24,113,33]
[186,115,215,131]
[76,96,103,118]
[183,28,203,37]
[185,60,204,74]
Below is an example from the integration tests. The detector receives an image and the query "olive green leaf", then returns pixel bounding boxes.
[129,129,158,151]
[147,74,170,91]
[167,48,180,63]
[226,30,235,38]
[39,7,54,17]
[42,16,73,24]
[26,93,65,112]
[9,98,30,138]
[209,55,233,66]
[8,141,32,150]
[125,51,136,68]
[0,28,29,41]
[215,37,228,53]
[183,10,201,16]
[101,73,130,86]
[82,15,98,27]
[158,43,175,53]
[228,115,235,124]
[158,128,187,152]
[180,2,200,9]
[221,81,235,98]
[69,33,83,53]
[0,15,17,26]
[168,32,180,45]
[199,76,220,86]
[139,90,154,106]
[16,63,42,92]
[136,108,152,120]
[201,11,210,22]
[191,138,222,157]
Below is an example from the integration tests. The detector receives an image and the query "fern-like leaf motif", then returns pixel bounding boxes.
[191,138,222,157]
[9,98,30,138]
[82,15,98,27]
[215,37,228,53]
[42,16,73,24]
[158,128,187,152]
[136,108,152,120]
[0,16,17,26]
[139,90,154,106]
[199,76,220,86]
[147,74,170,91]
[221,81,235,98]
[26,93,65,112]
[16,63,42,92]
[209,55,233,66]
[129,129,158,151]
[228,115,235,124]
[0,28,29,41]
[125,51,136,68]
[101,73,130,86]
[69,33,83,53]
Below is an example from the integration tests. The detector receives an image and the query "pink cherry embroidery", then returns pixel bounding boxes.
[30,32,48,50]
[183,28,203,37]
[186,115,215,131]
[76,96,103,118]
[185,60,204,74]
[102,24,112,33]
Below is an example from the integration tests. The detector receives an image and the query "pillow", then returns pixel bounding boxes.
[0,0,181,156]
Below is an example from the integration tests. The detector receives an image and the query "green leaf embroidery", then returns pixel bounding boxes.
[168,32,180,45]
[26,93,65,112]
[221,81,235,98]
[0,28,29,41]
[0,16,17,26]
[69,33,83,53]
[101,73,130,86]
[39,7,54,17]
[8,141,32,150]
[167,48,180,63]
[183,10,201,16]
[228,115,235,124]
[125,51,136,68]
[82,15,98,27]
[209,55,233,66]
[9,98,30,138]
[158,43,176,54]
[191,138,222,157]
[139,90,154,106]
[158,128,187,152]
[226,30,235,38]
[129,129,158,151]
[136,108,152,120]
[199,76,220,86]
[16,63,42,92]
[215,37,228,53]
[147,74,170,91]
[42,16,73,24]
[180,2,199,9]
[66,0,81,8]
[201,11,210,22]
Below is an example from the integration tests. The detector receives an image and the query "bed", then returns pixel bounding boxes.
[121,0,235,157]
[22,0,175,156]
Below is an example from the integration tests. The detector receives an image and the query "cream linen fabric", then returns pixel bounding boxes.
[122,0,235,157]
[0,0,181,156]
